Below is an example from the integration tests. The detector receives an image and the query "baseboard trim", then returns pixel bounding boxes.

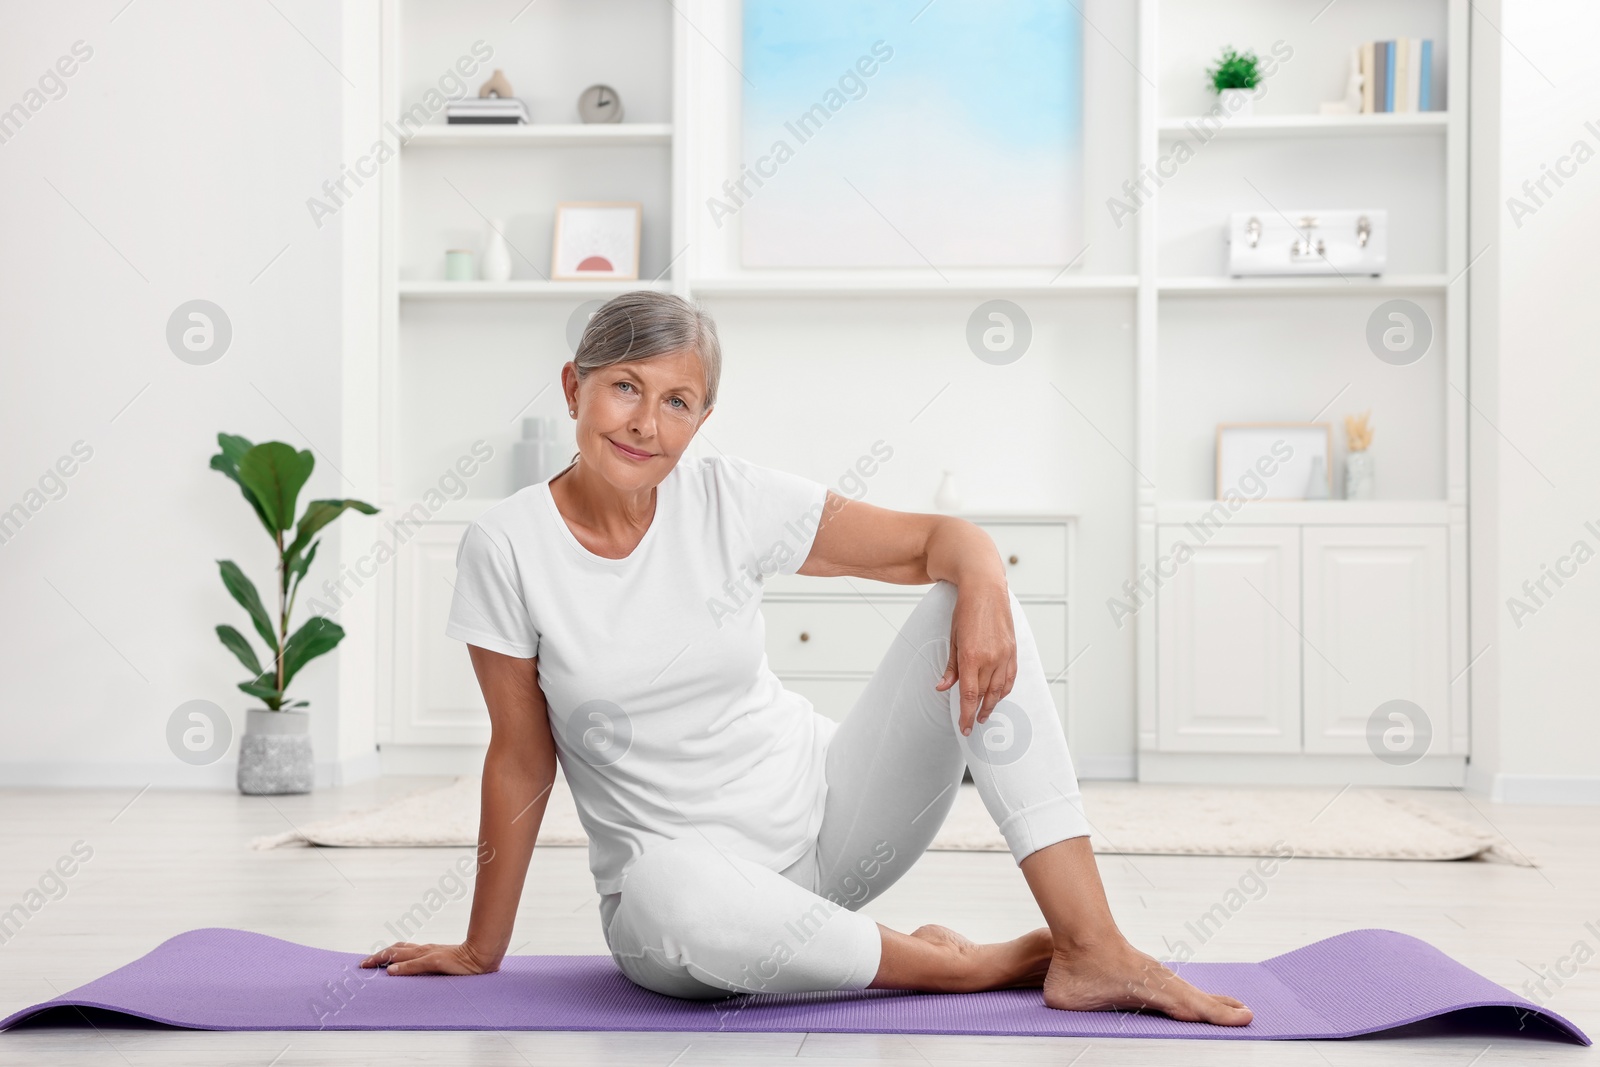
[1488,773,1600,806]
[323,748,384,788]
[1076,754,1136,780]
[0,749,382,790]
[378,743,487,777]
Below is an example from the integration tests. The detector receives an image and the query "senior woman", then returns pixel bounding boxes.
[360,291,1250,1025]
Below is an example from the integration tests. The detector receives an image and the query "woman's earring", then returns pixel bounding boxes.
[569,408,576,417]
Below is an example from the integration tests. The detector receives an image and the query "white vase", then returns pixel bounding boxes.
[1219,88,1256,117]
[482,219,512,283]
[1304,456,1329,500]
[934,470,962,512]
[1345,451,1375,499]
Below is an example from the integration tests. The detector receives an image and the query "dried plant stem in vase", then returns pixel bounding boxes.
[1344,411,1375,499]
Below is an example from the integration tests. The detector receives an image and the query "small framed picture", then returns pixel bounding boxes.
[551,202,642,281]
[1215,423,1332,500]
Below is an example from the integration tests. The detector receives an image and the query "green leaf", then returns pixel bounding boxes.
[237,442,315,534]
[287,538,320,590]
[286,498,379,565]
[280,615,345,690]
[218,560,278,653]
[215,624,263,676]
[238,680,284,710]
[208,432,254,484]
[210,433,274,535]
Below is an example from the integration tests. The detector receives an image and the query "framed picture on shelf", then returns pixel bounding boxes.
[1215,423,1331,501]
[551,201,642,281]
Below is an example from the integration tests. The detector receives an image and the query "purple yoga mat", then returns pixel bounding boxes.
[0,927,1587,1043]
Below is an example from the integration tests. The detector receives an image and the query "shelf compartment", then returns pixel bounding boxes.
[401,123,672,148]
[398,279,672,299]
[1156,113,1448,140]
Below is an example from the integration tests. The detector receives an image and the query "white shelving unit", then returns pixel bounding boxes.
[367,0,689,766]
[347,0,1468,783]
[1133,0,1470,785]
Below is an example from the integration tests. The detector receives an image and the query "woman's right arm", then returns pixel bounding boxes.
[360,644,557,975]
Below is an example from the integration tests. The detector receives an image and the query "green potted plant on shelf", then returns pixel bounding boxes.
[210,433,378,795]
[1206,45,1262,117]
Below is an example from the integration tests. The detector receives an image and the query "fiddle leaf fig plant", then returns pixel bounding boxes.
[210,433,378,710]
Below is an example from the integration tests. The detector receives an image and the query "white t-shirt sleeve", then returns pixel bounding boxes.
[717,455,831,577]
[444,520,540,658]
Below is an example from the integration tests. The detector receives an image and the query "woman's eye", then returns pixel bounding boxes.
[617,381,634,393]
[669,397,685,409]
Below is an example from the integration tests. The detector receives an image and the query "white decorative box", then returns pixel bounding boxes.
[1226,209,1387,276]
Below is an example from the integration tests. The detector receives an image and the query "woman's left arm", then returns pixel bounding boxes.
[795,491,1014,735]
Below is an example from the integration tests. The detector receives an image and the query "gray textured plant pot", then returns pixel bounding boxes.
[237,708,313,795]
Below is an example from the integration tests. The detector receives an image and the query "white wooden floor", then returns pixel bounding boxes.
[0,777,1595,1066]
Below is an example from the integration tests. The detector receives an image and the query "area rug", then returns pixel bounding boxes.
[251,776,1527,864]
[0,927,1586,1043]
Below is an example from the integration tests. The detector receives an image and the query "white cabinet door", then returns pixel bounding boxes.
[1301,526,1449,754]
[391,522,491,745]
[1156,525,1301,752]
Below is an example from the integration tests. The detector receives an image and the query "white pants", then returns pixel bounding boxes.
[599,580,1091,999]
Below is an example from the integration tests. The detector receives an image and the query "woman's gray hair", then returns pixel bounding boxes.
[572,290,722,411]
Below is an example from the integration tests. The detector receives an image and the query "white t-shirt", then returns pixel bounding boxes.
[444,453,837,895]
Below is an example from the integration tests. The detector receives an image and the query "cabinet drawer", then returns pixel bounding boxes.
[764,600,1067,676]
[763,600,917,674]
[984,522,1068,597]
[762,520,1068,598]
[785,675,1068,729]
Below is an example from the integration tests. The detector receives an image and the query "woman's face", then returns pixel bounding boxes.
[566,348,712,492]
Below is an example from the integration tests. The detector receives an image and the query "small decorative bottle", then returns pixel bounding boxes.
[934,470,962,512]
[482,218,512,283]
[1304,456,1329,499]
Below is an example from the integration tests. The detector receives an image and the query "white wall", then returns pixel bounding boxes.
[1469,0,1600,802]
[0,1,361,785]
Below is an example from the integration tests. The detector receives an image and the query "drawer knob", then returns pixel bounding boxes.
[799,631,810,642]
[1008,554,1020,565]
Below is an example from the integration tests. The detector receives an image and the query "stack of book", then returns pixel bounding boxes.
[1361,39,1435,113]
[445,96,529,124]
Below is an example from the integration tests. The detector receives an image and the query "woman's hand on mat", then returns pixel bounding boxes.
[360,940,499,976]
[935,580,1017,736]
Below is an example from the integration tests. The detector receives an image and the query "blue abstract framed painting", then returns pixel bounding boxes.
[733,0,1083,268]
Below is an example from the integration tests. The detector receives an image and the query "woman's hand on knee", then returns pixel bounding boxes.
[935,581,1018,735]
[360,940,498,976]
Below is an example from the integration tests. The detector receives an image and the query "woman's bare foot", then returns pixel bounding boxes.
[1042,938,1252,1025]
[904,924,1054,991]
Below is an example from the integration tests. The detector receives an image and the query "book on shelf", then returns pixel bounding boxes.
[446,97,529,124]
[1361,41,1375,113]
[1393,38,1409,112]
[1359,38,1436,113]
[1382,40,1395,113]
